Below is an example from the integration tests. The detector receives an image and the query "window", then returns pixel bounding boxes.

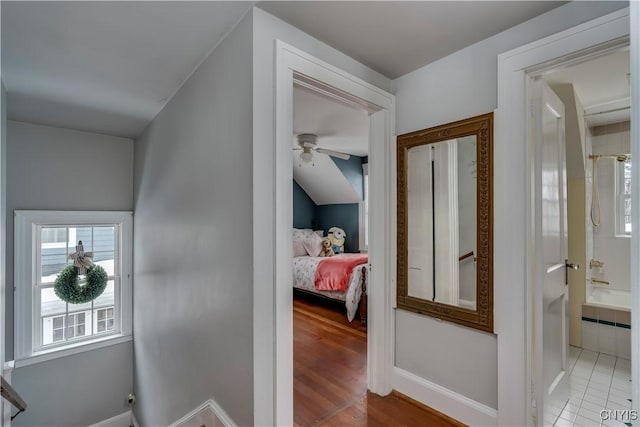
[359,163,369,251]
[97,308,114,333]
[617,160,632,235]
[15,211,132,364]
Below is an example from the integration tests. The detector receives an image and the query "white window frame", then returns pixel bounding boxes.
[359,163,369,252]
[14,211,133,366]
[617,159,632,236]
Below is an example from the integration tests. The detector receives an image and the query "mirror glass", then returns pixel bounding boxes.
[406,135,477,309]
[397,113,492,332]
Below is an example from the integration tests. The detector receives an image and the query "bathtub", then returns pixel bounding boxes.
[586,287,631,312]
[582,288,631,358]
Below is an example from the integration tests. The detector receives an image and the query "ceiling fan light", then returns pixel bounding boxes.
[300,151,313,163]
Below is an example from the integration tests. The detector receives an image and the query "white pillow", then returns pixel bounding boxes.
[314,230,324,237]
[293,228,314,241]
[303,233,323,257]
[293,240,308,257]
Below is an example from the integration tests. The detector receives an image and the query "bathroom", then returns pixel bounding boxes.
[543,46,632,426]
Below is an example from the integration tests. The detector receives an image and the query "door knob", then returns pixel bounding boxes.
[566,262,580,270]
[565,260,579,285]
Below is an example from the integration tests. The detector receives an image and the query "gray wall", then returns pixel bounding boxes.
[392,0,627,410]
[12,342,133,427]
[5,120,134,426]
[1,82,6,417]
[132,12,253,427]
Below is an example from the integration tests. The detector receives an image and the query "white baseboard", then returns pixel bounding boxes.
[89,411,132,427]
[391,367,498,427]
[170,398,236,427]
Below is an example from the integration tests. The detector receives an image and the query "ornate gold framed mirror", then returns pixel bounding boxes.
[396,113,493,332]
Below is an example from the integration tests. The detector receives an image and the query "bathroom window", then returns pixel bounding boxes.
[617,160,632,235]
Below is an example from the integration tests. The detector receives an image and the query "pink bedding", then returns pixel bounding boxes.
[314,253,369,292]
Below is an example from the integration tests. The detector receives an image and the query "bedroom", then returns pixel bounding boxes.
[290,84,371,425]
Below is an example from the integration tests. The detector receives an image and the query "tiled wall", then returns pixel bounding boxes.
[581,304,631,359]
[589,122,631,292]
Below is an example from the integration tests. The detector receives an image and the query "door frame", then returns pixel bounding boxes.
[496,8,631,425]
[259,40,396,426]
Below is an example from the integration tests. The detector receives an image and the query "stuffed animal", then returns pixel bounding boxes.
[319,238,334,257]
[327,227,346,254]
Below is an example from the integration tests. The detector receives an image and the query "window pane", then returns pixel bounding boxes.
[94,281,115,308]
[93,227,115,252]
[69,227,92,252]
[41,288,66,319]
[98,310,105,321]
[93,251,115,276]
[53,329,63,342]
[107,319,114,330]
[77,324,86,336]
[97,321,106,333]
[41,227,67,246]
[41,253,68,284]
[52,316,63,329]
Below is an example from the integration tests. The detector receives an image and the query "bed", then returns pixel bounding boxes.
[292,254,368,324]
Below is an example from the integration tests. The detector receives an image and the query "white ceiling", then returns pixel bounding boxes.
[258,1,565,79]
[1,1,568,139]
[292,85,367,205]
[1,1,253,138]
[293,85,369,156]
[544,49,630,127]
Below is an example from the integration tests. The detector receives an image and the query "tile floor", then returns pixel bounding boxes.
[551,346,632,427]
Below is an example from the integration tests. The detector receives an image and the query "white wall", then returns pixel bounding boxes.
[590,122,631,293]
[5,120,134,426]
[392,0,627,414]
[133,12,254,427]
[251,8,391,425]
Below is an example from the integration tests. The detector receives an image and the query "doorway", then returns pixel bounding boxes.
[531,45,631,426]
[265,41,396,425]
[290,82,371,425]
[495,7,633,426]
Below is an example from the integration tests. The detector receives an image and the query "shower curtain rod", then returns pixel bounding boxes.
[583,105,630,117]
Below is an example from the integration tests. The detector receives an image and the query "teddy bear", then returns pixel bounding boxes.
[319,238,334,257]
[327,227,346,254]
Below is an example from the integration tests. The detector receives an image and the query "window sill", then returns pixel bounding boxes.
[15,334,132,368]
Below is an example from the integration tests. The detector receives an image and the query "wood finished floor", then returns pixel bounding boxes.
[293,296,464,427]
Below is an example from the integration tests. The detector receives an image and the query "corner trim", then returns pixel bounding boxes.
[391,367,498,426]
[170,398,236,427]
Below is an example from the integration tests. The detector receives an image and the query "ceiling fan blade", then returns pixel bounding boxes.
[315,147,350,160]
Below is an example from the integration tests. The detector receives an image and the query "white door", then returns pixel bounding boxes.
[532,78,572,426]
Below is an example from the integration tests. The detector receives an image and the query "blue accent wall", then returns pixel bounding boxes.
[293,180,316,229]
[316,204,360,253]
[332,156,364,199]
[293,155,365,252]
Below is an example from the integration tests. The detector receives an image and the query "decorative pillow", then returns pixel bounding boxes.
[314,230,324,237]
[303,233,323,257]
[293,240,308,257]
[293,228,314,257]
[293,228,314,241]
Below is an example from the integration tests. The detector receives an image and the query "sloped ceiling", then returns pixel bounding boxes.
[292,153,360,205]
[292,85,367,205]
[1,1,253,137]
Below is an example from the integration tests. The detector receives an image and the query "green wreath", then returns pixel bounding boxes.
[54,265,108,304]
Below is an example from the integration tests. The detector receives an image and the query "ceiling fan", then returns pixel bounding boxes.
[293,133,351,165]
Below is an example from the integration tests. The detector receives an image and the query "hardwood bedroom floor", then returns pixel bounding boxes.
[293,296,464,427]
